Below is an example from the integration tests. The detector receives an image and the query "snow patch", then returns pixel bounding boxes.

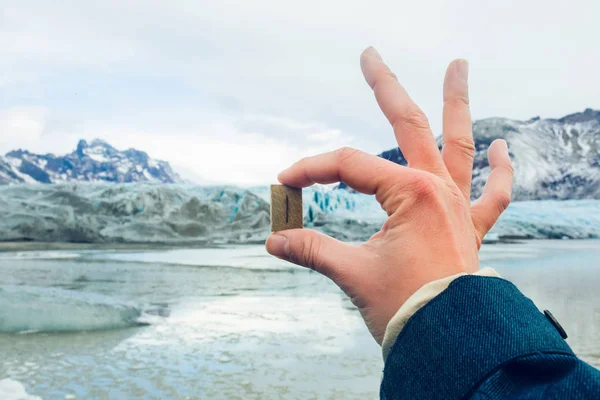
[6,158,22,168]
[5,161,38,184]
[0,379,42,400]
[84,146,110,163]
[36,159,47,169]
[142,169,153,181]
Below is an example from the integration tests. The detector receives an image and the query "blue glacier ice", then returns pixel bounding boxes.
[302,188,600,241]
[487,200,600,240]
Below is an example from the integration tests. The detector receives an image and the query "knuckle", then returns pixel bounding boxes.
[382,70,398,81]
[370,69,398,91]
[448,182,468,204]
[398,106,431,131]
[409,174,440,200]
[292,155,311,170]
[377,181,406,214]
[296,156,309,167]
[336,146,361,166]
[494,190,512,212]
[336,146,359,159]
[504,163,515,176]
[444,95,470,108]
[445,136,475,159]
[297,233,322,271]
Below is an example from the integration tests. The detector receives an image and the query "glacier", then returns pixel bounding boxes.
[0,183,599,245]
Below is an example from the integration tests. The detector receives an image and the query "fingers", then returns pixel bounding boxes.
[266,229,366,289]
[360,47,446,175]
[442,59,475,201]
[278,147,414,214]
[471,139,514,238]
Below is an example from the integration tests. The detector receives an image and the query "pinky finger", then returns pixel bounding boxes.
[471,139,514,240]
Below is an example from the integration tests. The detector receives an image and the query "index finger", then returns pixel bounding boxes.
[278,147,415,215]
[360,47,446,175]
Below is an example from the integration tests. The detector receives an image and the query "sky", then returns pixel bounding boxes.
[1,0,599,185]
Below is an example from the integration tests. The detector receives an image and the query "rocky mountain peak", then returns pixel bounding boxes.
[0,138,182,185]
[340,109,600,201]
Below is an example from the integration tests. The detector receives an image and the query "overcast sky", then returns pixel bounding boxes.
[1,0,598,185]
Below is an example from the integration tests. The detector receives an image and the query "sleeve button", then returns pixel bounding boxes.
[543,310,568,339]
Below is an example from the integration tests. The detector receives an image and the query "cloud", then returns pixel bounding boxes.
[1,0,599,184]
[82,119,353,186]
[0,107,49,145]
[0,105,352,185]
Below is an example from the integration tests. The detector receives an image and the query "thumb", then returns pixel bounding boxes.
[266,229,364,286]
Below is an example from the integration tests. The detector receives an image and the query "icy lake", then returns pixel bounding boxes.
[0,241,599,399]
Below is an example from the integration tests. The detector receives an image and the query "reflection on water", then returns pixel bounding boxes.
[0,240,598,399]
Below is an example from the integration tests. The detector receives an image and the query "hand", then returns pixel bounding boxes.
[266,47,513,344]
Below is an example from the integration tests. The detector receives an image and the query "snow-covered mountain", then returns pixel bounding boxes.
[0,139,182,184]
[341,109,600,201]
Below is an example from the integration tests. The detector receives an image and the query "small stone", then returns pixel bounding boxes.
[270,185,303,231]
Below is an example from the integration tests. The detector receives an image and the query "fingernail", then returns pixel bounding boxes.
[500,139,509,155]
[266,234,289,259]
[363,46,383,61]
[456,59,469,81]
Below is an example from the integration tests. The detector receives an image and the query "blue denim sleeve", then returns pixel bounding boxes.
[380,276,600,400]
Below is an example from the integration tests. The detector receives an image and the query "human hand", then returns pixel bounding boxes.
[266,47,513,344]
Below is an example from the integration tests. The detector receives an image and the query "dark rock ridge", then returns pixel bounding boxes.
[0,139,182,184]
[340,109,600,201]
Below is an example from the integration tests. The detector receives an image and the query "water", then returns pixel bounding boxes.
[0,241,599,399]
